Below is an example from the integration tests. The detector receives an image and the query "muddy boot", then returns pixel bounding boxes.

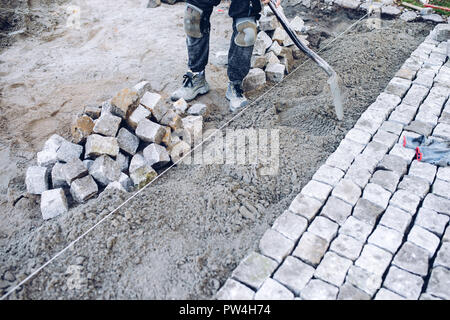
[170,71,210,102]
[226,81,248,113]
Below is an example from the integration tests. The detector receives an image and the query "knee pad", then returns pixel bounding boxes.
[234,17,257,47]
[184,3,203,38]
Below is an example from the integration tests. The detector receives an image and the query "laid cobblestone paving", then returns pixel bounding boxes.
[217,24,450,300]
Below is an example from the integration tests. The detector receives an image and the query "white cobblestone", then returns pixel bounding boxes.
[272,211,308,241]
[397,175,430,199]
[408,225,440,257]
[389,189,421,214]
[383,266,424,300]
[273,256,315,295]
[330,234,363,261]
[423,193,450,216]
[337,283,371,300]
[312,165,344,187]
[393,242,429,276]
[321,196,352,225]
[379,205,412,233]
[308,216,339,242]
[345,128,372,145]
[314,252,352,287]
[259,229,295,263]
[288,194,322,221]
[355,244,393,277]
[346,265,382,296]
[231,252,278,290]
[415,207,449,236]
[300,180,332,202]
[435,242,450,269]
[254,278,294,300]
[292,232,329,266]
[389,144,416,163]
[426,267,450,300]
[340,216,373,242]
[368,225,403,254]
[374,288,406,300]
[331,179,361,206]
[217,279,254,300]
[362,183,391,210]
[300,279,338,300]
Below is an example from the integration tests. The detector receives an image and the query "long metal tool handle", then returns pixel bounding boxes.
[267,0,344,120]
[268,0,334,77]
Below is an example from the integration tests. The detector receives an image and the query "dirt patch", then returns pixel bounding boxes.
[0,1,432,299]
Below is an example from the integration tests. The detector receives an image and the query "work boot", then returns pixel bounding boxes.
[226,81,248,113]
[170,71,210,102]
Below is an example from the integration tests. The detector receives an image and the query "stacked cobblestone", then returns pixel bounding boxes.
[218,23,450,300]
[26,82,204,220]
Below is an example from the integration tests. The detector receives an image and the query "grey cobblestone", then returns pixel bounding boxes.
[377,154,407,175]
[325,149,355,172]
[389,104,418,125]
[383,266,424,300]
[415,207,449,236]
[346,265,382,296]
[376,92,402,110]
[404,120,434,136]
[437,166,450,182]
[340,216,373,242]
[312,165,344,187]
[435,242,450,269]
[354,111,385,135]
[259,229,295,263]
[314,251,352,287]
[389,144,416,163]
[217,279,254,300]
[408,160,437,184]
[433,123,450,140]
[389,190,421,214]
[385,77,412,98]
[423,193,450,216]
[379,206,412,233]
[330,234,364,261]
[345,164,372,189]
[352,154,380,174]
[272,210,308,241]
[413,68,435,88]
[420,293,442,300]
[254,278,294,300]
[444,227,450,242]
[370,170,400,193]
[300,279,338,300]
[380,121,404,136]
[337,283,371,300]
[355,244,393,277]
[288,194,322,221]
[397,175,430,199]
[300,180,332,202]
[362,141,390,162]
[372,130,398,149]
[368,225,403,254]
[408,225,440,257]
[331,179,361,206]
[273,256,315,295]
[292,232,329,266]
[321,196,352,225]
[426,267,450,299]
[362,183,391,210]
[231,252,278,290]
[308,216,339,242]
[415,109,439,126]
[338,139,366,157]
[393,242,429,276]
[375,288,406,300]
[345,128,372,145]
[352,198,385,226]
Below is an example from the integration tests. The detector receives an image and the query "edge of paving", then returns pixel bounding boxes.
[216,23,450,300]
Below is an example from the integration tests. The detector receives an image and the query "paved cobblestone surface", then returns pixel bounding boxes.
[218,24,450,300]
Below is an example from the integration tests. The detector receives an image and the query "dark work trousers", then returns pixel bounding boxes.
[186,0,261,83]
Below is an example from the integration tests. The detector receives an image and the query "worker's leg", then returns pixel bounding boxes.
[226,0,261,112]
[171,1,214,101]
